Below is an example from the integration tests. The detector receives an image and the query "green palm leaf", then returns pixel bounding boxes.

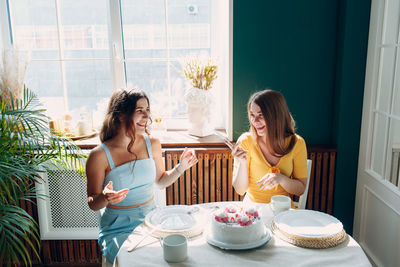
[0,86,87,266]
[0,204,40,267]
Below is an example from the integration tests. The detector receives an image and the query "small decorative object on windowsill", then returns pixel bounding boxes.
[0,48,30,105]
[148,106,167,138]
[182,55,218,137]
[75,112,92,136]
[150,116,167,139]
[49,112,97,140]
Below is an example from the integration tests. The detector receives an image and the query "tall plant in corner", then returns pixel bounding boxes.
[0,87,86,267]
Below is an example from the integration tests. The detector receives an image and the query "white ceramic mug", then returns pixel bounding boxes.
[271,195,291,215]
[163,234,187,263]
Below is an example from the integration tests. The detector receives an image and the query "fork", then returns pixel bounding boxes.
[187,206,200,215]
[128,227,158,252]
[205,204,220,211]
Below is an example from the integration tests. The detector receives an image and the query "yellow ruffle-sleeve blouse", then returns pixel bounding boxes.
[237,132,308,203]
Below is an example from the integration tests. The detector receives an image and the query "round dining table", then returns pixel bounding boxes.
[113,201,372,267]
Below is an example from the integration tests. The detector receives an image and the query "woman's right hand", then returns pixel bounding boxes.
[232,143,247,160]
[102,181,129,204]
[178,147,198,171]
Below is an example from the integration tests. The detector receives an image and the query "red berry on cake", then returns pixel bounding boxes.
[215,211,229,223]
[225,206,237,213]
[237,215,253,226]
[245,207,259,218]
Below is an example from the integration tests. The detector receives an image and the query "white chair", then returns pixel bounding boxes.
[295,159,312,209]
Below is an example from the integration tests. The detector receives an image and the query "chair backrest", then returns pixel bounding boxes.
[297,159,313,209]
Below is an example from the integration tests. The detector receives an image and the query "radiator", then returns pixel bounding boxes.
[165,149,243,205]
[307,149,337,214]
[32,150,101,264]
[35,153,99,240]
[165,147,337,214]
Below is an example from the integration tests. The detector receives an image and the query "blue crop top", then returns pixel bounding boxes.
[100,135,156,206]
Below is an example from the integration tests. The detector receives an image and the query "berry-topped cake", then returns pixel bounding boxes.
[210,205,265,244]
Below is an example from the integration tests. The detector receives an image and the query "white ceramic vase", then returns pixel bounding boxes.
[184,87,214,137]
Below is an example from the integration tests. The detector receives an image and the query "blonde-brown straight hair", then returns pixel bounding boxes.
[248,89,296,157]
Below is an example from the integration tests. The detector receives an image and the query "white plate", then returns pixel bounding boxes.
[145,205,200,231]
[206,230,271,250]
[273,210,343,238]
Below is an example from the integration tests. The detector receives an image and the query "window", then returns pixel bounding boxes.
[2,0,231,133]
[368,1,400,187]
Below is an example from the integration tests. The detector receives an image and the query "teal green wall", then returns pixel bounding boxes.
[331,0,371,234]
[233,1,339,143]
[233,0,371,234]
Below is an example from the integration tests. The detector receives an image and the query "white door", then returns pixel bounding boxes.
[354,0,400,266]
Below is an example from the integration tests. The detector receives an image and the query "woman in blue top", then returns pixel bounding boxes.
[86,88,197,264]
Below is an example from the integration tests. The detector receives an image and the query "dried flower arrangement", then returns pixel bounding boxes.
[0,49,30,104]
[183,56,218,90]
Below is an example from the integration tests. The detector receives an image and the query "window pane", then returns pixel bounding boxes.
[25,61,63,115]
[168,0,211,58]
[121,0,167,59]
[65,60,111,114]
[382,0,400,45]
[59,0,109,59]
[10,0,59,59]
[125,61,172,113]
[371,112,389,177]
[168,60,187,118]
[393,47,400,118]
[376,47,396,113]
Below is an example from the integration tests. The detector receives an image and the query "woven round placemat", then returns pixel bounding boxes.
[270,221,347,249]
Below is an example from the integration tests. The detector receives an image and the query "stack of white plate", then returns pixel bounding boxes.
[271,210,347,248]
[144,205,206,238]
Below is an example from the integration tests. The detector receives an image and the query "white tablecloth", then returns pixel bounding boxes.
[114,202,371,267]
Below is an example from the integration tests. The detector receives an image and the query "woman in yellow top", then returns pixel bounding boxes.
[232,89,308,203]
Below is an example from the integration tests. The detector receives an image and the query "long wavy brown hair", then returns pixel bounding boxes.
[248,89,296,157]
[100,88,151,158]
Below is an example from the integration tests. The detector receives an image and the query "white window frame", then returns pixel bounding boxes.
[0,0,233,139]
[0,0,12,50]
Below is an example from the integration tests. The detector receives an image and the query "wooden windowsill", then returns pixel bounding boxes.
[74,130,230,149]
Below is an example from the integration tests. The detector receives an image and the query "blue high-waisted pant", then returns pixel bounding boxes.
[98,201,155,263]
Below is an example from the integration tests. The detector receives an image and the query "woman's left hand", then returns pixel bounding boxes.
[178,147,198,172]
[257,173,284,190]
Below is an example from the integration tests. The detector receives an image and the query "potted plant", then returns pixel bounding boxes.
[182,56,218,137]
[0,87,85,267]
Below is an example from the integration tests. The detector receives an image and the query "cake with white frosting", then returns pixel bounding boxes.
[210,205,265,244]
